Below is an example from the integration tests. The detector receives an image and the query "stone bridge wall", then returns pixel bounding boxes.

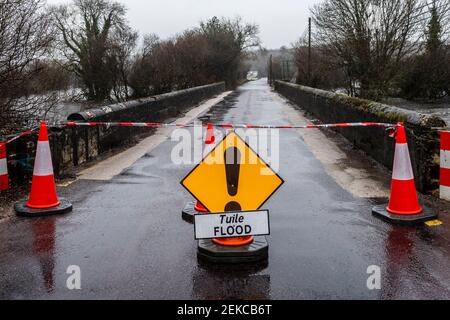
[3,82,225,184]
[275,80,446,194]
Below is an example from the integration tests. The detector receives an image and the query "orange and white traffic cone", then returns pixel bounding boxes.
[0,142,8,191]
[372,123,436,225]
[15,121,72,217]
[27,121,59,209]
[182,123,215,222]
[205,123,215,145]
[387,124,422,215]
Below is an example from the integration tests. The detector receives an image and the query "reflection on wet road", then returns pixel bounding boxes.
[1,79,450,299]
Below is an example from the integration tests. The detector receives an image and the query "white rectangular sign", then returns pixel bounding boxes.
[194,210,270,240]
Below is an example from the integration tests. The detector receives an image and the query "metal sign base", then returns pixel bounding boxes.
[197,236,268,264]
[372,205,437,225]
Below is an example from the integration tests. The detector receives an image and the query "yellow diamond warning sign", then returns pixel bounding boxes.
[181,131,284,213]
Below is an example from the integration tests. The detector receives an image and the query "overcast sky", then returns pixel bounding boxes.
[46,0,323,49]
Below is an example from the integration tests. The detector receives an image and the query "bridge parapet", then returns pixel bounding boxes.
[4,82,225,185]
[275,80,445,195]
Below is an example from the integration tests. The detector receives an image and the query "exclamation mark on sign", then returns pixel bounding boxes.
[224,147,241,211]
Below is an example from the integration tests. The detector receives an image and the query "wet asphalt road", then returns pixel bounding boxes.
[1,79,450,300]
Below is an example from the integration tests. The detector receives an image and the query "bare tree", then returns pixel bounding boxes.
[172,30,214,89]
[129,16,260,98]
[312,0,423,99]
[109,26,138,101]
[199,16,260,88]
[0,0,56,133]
[294,39,347,91]
[129,34,161,98]
[401,0,450,100]
[52,0,135,102]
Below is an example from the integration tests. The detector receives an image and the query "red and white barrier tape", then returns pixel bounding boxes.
[5,127,38,144]
[62,121,396,129]
[1,121,397,148]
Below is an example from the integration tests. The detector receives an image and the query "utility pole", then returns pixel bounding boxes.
[307,17,312,84]
[286,60,290,81]
[268,54,273,85]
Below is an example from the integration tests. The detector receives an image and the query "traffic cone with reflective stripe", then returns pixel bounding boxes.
[386,124,422,215]
[27,122,59,209]
[205,123,215,145]
[182,124,215,222]
[372,123,436,225]
[0,142,8,191]
[194,202,208,212]
[15,121,72,217]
